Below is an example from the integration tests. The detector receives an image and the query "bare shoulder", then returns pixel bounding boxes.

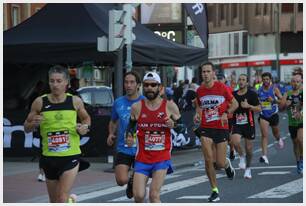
[32,96,43,112]
[166,100,180,118]
[72,95,84,110]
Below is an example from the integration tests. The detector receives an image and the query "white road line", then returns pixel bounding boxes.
[76,174,181,202]
[258,171,291,175]
[253,136,289,154]
[110,174,226,202]
[177,195,210,199]
[248,178,303,199]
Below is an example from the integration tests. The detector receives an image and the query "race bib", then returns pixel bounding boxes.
[144,131,165,151]
[204,107,220,122]
[47,130,70,152]
[261,101,272,110]
[236,113,248,125]
[124,131,137,148]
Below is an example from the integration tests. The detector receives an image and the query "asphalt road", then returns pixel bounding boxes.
[76,112,303,203]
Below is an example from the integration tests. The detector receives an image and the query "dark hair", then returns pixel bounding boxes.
[239,74,249,82]
[184,79,189,84]
[293,71,303,79]
[124,71,141,84]
[49,65,69,80]
[261,72,272,79]
[200,61,215,70]
[192,77,197,83]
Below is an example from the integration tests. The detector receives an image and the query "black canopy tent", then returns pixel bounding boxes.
[4,3,208,66]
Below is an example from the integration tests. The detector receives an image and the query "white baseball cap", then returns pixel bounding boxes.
[143,72,161,84]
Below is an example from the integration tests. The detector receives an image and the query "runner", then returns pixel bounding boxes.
[194,62,238,202]
[126,72,181,203]
[107,71,145,198]
[257,72,284,165]
[280,72,303,174]
[230,74,261,179]
[24,65,91,203]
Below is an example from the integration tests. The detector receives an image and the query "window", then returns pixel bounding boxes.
[281,3,294,13]
[263,4,268,15]
[11,5,20,27]
[232,4,238,19]
[255,4,261,16]
[298,3,303,12]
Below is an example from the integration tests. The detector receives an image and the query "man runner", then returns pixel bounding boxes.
[257,72,284,164]
[194,62,238,202]
[280,72,303,174]
[230,74,261,179]
[107,71,145,198]
[126,72,181,203]
[24,65,91,203]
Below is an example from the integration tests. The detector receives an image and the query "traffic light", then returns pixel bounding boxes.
[123,4,136,45]
[108,10,125,51]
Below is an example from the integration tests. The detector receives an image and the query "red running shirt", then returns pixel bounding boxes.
[196,81,233,129]
[135,99,172,163]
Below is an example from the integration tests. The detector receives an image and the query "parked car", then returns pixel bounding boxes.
[77,86,114,157]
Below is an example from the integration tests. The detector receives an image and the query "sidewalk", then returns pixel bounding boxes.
[3,147,203,203]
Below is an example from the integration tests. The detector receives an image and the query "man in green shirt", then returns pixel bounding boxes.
[280,72,303,174]
[24,65,91,202]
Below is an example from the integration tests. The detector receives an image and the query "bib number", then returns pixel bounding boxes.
[47,130,70,152]
[204,107,220,122]
[261,101,272,110]
[144,131,165,151]
[236,113,248,125]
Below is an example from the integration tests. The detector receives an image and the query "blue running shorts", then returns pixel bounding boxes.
[134,160,173,178]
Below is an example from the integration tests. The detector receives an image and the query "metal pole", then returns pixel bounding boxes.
[114,48,124,98]
[275,3,281,80]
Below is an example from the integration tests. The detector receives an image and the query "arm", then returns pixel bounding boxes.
[165,100,181,130]
[279,92,289,110]
[126,102,141,147]
[24,97,43,133]
[107,120,118,146]
[274,87,283,103]
[73,96,91,135]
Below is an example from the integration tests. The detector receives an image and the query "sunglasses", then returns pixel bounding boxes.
[143,83,160,88]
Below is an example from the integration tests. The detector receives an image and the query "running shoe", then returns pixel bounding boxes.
[229,150,235,161]
[68,194,77,203]
[37,173,46,182]
[259,155,269,165]
[244,168,252,179]
[275,138,284,149]
[208,191,220,202]
[239,156,246,170]
[225,158,235,180]
[126,175,134,199]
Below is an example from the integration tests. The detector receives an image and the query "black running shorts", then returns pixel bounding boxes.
[40,154,81,180]
[114,152,135,168]
[232,124,255,140]
[289,124,303,139]
[199,128,229,144]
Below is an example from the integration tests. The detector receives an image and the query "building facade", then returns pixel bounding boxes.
[204,3,303,85]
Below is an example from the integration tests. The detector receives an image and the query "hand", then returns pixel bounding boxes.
[164,116,175,128]
[293,111,302,120]
[193,113,201,124]
[267,96,274,103]
[76,123,89,135]
[126,133,134,147]
[32,114,44,128]
[286,100,292,107]
[241,99,250,109]
[220,113,228,127]
[107,134,116,146]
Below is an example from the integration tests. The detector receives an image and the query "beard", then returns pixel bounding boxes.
[144,90,159,100]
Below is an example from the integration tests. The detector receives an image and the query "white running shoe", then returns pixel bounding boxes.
[278,138,284,149]
[37,173,46,182]
[244,168,252,179]
[239,156,246,169]
[259,155,269,165]
[68,194,77,203]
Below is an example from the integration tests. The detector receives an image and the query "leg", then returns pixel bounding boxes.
[244,139,253,168]
[259,118,270,156]
[215,141,235,179]
[114,164,130,186]
[230,134,243,157]
[149,169,168,203]
[56,164,79,202]
[200,136,217,189]
[45,179,58,203]
[133,172,149,203]
[297,128,303,160]
[271,125,281,141]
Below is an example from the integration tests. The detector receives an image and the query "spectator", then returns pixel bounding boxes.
[173,80,184,106]
[67,77,80,96]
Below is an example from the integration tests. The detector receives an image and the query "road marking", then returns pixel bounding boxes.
[110,174,226,202]
[248,178,303,199]
[253,136,289,154]
[258,171,291,175]
[177,195,210,199]
[76,174,181,202]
